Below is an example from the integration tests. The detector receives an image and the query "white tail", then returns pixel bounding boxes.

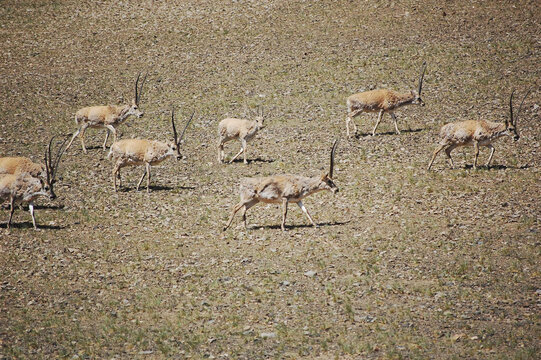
[224,139,339,231]
[108,109,194,192]
[428,89,530,170]
[218,107,265,164]
[1,173,51,230]
[66,73,148,153]
[346,62,426,136]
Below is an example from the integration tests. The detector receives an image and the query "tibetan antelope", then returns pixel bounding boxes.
[346,62,426,137]
[1,173,52,230]
[108,109,194,193]
[218,107,265,164]
[427,89,531,170]
[0,136,68,199]
[66,72,148,153]
[224,139,339,232]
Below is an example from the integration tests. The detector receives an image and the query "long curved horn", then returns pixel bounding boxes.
[44,137,54,187]
[329,138,339,179]
[178,111,195,144]
[514,88,532,126]
[134,72,141,104]
[417,61,427,96]
[137,72,148,105]
[508,89,516,127]
[171,108,179,147]
[51,135,69,181]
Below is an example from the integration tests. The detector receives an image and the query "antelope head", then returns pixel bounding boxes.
[171,108,195,160]
[255,106,265,128]
[318,139,339,194]
[506,89,531,142]
[44,135,69,200]
[129,72,147,118]
[411,61,427,106]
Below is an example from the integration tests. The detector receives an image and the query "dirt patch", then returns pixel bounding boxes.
[1,0,540,358]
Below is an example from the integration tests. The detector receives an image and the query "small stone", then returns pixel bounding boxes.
[260,332,277,339]
[304,270,317,278]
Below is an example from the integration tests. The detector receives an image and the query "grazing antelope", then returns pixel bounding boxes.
[218,107,265,164]
[346,62,426,137]
[1,173,52,230]
[224,139,339,232]
[427,89,531,170]
[108,109,194,193]
[65,72,148,153]
[0,136,68,199]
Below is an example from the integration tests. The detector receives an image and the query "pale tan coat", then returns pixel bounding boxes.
[224,173,338,231]
[218,116,265,164]
[346,89,424,136]
[0,157,46,179]
[108,139,179,192]
[427,119,518,170]
[66,100,144,153]
[0,173,49,230]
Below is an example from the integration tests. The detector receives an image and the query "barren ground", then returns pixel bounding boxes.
[1,0,540,358]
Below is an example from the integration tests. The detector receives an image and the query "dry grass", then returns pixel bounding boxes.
[1,0,540,358]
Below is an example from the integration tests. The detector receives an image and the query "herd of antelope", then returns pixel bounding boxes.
[0,64,532,231]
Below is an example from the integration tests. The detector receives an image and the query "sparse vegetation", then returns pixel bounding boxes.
[1,0,540,359]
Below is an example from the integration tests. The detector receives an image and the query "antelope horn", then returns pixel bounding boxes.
[171,107,179,148]
[137,72,148,105]
[44,137,54,186]
[417,61,427,96]
[514,88,532,126]
[178,111,195,144]
[329,138,339,179]
[508,89,516,127]
[134,72,141,104]
[51,135,69,180]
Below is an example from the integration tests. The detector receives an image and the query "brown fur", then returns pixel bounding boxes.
[218,115,265,164]
[346,89,423,136]
[108,139,179,193]
[224,173,338,231]
[0,157,46,179]
[224,140,339,232]
[427,119,517,170]
[0,173,49,230]
[66,99,143,153]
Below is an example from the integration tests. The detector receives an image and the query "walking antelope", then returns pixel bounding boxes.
[108,109,194,193]
[427,89,531,170]
[1,173,52,230]
[346,62,426,137]
[224,139,339,232]
[0,136,68,199]
[66,72,148,153]
[218,107,265,164]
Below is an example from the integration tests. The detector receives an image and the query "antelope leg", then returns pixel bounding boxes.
[486,144,495,167]
[29,203,37,230]
[372,110,384,136]
[281,198,288,231]
[428,144,446,170]
[297,201,317,227]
